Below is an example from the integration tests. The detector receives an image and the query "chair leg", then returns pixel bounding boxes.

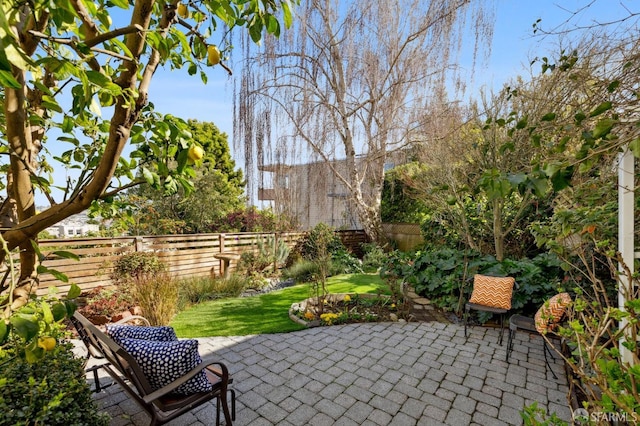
[543,340,558,379]
[216,389,235,425]
[87,363,114,393]
[505,328,514,362]
[463,304,469,338]
[498,313,504,345]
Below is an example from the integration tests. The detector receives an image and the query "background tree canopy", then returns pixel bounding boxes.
[115,119,247,235]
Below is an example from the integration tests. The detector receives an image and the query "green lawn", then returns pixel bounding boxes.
[171,273,387,337]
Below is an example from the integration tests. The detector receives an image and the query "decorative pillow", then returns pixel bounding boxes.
[105,325,177,346]
[534,292,572,334]
[469,274,515,310]
[118,338,212,395]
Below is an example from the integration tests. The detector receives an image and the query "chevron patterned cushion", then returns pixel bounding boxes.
[469,274,515,310]
[534,292,571,334]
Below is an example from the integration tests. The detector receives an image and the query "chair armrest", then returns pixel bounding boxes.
[142,360,229,404]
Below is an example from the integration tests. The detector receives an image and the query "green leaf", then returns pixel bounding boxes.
[266,14,280,36]
[85,70,112,87]
[589,101,612,117]
[282,0,293,28]
[52,250,80,261]
[73,150,85,162]
[64,300,77,317]
[10,316,39,341]
[108,0,130,9]
[0,70,21,88]
[0,320,8,344]
[541,112,556,121]
[67,283,81,299]
[528,177,548,197]
[49,269,70,283]
[607,80,620,93]
[592,118,616,139]
[25,346,44,364]
[30,240,45,262]
[41,301,54,324]
[143,167,154,185]
[51,303,68,322]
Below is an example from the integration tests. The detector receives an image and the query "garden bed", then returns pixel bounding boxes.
[289,293,409,327]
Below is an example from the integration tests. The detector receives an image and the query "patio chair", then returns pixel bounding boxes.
[505,292,571,379]
[463,274,516,345]
[70,312,235,425]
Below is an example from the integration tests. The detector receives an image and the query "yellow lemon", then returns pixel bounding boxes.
[177,2,188,18]
[38,336,56,351]
[187,145,204,162]
[207,45,221,66]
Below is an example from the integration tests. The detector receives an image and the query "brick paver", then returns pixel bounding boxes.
[84,320,572,425]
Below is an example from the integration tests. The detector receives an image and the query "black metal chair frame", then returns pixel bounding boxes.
[463,303,509,345]
[505,314,558,379]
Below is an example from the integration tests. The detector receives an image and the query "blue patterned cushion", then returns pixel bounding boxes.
[118,338,212,395]
[105,325,177,346]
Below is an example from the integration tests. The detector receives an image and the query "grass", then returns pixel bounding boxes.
[171,273,387,337]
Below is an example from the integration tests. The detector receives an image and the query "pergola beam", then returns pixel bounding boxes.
[618,147,635,365]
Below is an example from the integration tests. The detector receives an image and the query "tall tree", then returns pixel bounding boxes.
[124,119,246,234]
[0,0,294,311]
[236,0,494,243]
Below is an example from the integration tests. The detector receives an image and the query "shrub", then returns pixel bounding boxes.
[129,271,178,326]
[111,252,166,285]
[281,260,319,283]
[396,247,565,316]
[177,275,246,310]
[0,341,109,426]
[301,223,343,261]
[79,286,135,319]
[330,247,363,275]
[361,243,387,272]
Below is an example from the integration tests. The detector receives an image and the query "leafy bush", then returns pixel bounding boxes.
[281,260,319,283]
[397,247,565,315]
[301,223,344,261]
[177,275,247,309]
[330,247,363,275]
[361,243,387,272]
[111,251,166,285]
[0,340,109,426]
[79,286,135,318]
[1,286,80,364]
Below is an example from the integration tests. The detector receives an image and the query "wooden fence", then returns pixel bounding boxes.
[382,223,424,251]
[33,230,368,296]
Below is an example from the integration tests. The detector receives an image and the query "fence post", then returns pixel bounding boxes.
[134,236,144,252]
[219,233,225,253]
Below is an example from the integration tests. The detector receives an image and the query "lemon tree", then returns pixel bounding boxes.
[0,0,296,309]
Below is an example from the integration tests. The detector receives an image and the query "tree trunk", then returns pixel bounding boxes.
[492,199,504,261]
[4,66,39,308]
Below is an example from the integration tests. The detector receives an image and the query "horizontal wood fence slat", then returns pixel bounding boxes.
[22,230,367,296]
